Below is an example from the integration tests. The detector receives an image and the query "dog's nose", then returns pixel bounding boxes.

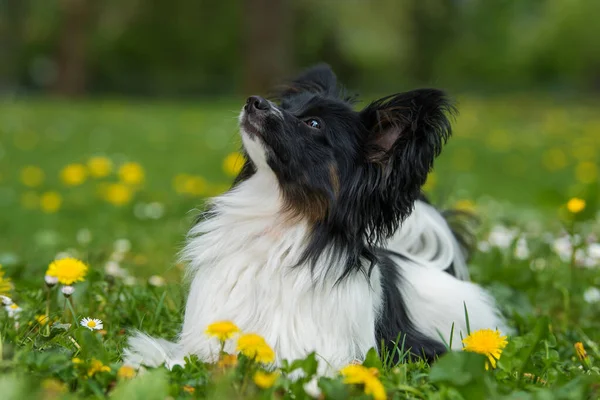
[245,96,270,112]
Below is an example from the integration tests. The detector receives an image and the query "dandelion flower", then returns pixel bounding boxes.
[60,164,88,186]
[46,257,88,285]
[40,191,62,213]
[87,156,113,178]
[222,152,245,177]
[87,359,111,376]
[462,328,508,369]
[72,357,83,364]
[574,342,588,361]
[119,162,145,185]
[103,183,133,206]
[117,365,136,379]
[6,303,22,317]
[36,315,50,325]
[236,333,275,364]
[182,385,195,394]
[340,364,386,400]
[205,321,240,341]
[567,198,586,214]
[253,371,279,389]
[217,353,238,369]
[45,274,59,287]
[0,265,13,295]
[20,165,45,187]
[80,317,103,331]
[61,285,75,297]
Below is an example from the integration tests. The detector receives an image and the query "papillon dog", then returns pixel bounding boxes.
[124,63,508,375]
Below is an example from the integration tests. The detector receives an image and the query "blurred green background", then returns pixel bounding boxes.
[0,0,598,283]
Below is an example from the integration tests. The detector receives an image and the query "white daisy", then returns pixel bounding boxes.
[61,285,75,297]
[6,303,22,317]
[80,317,103,331]
[583,287,600,304]
[0,295,13,305]
[148,275,165,287]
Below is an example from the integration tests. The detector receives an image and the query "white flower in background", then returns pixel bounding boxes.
[477,241,491,253]
[124,276,137,286]
[0,295,13,305]
[114,239,131,254]
[6,303,22,317]
[552,236,572,262]
[61,285,75,297]
[145,202,165,220]
[76,228,92,245]
[487,225,518,249]
[110,252,125,262]
[530,258,547,271]
[80,317,103,331]
[583,287,600,304]
[588,243,600,261]
[45,274,59,286]
[148,275,165,287]
[514,236,530,260]
[104,261,128,278]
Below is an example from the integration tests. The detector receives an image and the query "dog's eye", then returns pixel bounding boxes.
[304,118,321,130]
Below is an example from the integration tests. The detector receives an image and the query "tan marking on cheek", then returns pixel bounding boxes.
[329,164,340,197]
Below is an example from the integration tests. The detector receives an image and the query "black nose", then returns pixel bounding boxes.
[245,96,270,111]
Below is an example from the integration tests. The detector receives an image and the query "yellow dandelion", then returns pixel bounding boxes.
[173,174,207,196]
[182,385,195,394]
[222,152,245,177]
[253,370,279,389]
[40,191,62,213]
[46,257,88,285]
[340,364,386,400]
[87,156,113,178]
[236,333,276,364]
[36,314,50,325]
[462,328,508,369]
[205,320,240,341]
[0,265,13,295]
[574,342,587,361]
[20,165,45,187]
[41,378,68,394]
[60,164,88,186]
[454,199,476,213]
[104,183,133,206]
[119,162,145,185]
[566,198,586,214]
[117,365,136,379]
[217,353,238,369]
[72,357,83,365]
[87,359,111,377]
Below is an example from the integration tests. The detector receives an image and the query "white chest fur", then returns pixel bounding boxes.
[178,171,382,373]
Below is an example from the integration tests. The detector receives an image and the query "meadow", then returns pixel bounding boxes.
[0,94,598,399]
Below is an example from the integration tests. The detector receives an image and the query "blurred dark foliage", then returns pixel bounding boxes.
[1,0,600,98]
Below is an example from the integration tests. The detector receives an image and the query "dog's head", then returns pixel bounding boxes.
[237,63,455,255]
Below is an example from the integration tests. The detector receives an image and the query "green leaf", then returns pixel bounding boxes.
[111,368,169,400]
[362,347,382,370]
[430,351,496,399]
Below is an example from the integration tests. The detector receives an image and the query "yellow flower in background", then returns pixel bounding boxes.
[104,183,133,206]
[236,333,275,364]
[173,174,208,196]
[60,164,88,186]
[0,265,13,295]
[542,148,568,171]
[575,161,597,184]
[46,257,88,285]
[253,371,279,389]
[462,328,508,369]
[567,197,586,214]
[41,378,68,395]
[182,385,195,394]
[36,315,50,325]
[454,199,476,213]
[72,357,83,365]
[20,165,45,187]
[87,359,111,377]
[340,364,386,400]
[40,191,62,213]
[117,365,136,379]
[205,320,240,341]
[217,353,238,369]
[574,342,588,361]
[223,152,245,177]
[119,162,145,185]
[87,156,113,178]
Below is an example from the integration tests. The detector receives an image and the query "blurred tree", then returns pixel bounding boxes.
[0,0,26,93]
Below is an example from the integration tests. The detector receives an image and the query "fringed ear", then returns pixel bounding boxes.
[360,89,456,169]
[275,63,338,99]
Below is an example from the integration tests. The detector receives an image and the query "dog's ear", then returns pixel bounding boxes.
[278,63,338,98]
[360,89,455,177]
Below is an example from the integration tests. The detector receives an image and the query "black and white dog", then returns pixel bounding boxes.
[125,64,508,375]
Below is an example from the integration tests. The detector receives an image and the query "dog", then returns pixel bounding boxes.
[124,63,508,375]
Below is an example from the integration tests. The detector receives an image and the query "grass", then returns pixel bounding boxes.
[0,94,599,399]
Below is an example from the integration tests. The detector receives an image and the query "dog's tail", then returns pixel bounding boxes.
[122,331,185,370]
